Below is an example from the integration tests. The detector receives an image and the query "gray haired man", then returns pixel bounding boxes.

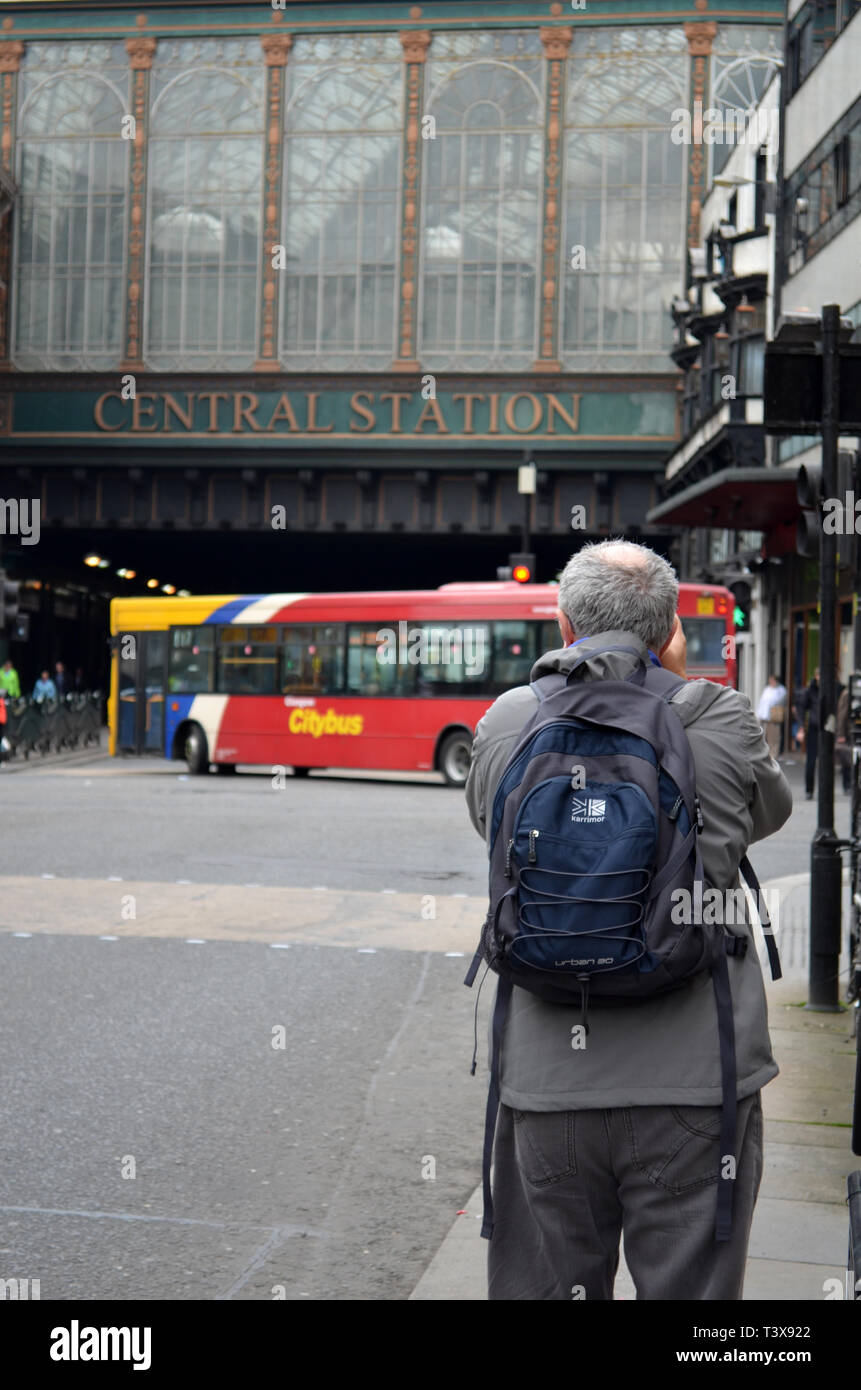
[465,540,792,1300]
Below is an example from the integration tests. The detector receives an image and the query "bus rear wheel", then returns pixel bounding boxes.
[438,730,472,787]
[184,724,209,775]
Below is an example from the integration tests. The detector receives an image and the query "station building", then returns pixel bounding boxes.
[0,0,782,680]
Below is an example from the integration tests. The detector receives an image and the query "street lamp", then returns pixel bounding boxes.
[518,457,536,560]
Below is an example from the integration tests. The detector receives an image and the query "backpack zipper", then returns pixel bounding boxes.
[504,838,515,877]
[528,828,539,863]
[577,974,591,1036]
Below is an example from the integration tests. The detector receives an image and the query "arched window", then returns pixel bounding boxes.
[281,33,403,369]
[146,39,264,370]
[710,27,782,179]
[14,42,129,369]
[561,27,689,373]
[419,31,544,371]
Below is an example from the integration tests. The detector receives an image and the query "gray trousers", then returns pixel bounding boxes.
[487,1092,763,1300]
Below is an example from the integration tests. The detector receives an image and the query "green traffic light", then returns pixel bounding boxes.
[733,605,746,628]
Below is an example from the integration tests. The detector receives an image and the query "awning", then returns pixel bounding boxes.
[646,466,800,529]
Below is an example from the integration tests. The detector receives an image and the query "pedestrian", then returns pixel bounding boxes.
[0,657,21,699]
[755,673,786,761]
[0,690,9,764]
[794,668,820,800]
[32,669,57,701]
[54,660,68,697]
[836,684,852,795]
[465,540,792,1301]
[73,666,86,693]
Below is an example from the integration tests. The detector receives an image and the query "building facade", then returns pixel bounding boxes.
[0,0,783,677]
[652,0,860,710]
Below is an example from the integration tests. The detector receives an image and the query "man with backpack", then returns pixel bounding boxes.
[465,540,792,1301]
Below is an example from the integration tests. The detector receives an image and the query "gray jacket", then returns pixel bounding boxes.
[465,631,793,1109]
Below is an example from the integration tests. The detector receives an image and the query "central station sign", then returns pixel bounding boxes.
[2,386,677,446]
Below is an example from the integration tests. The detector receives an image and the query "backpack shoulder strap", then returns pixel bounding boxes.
[641,664,687,703]
[739,854,782,981]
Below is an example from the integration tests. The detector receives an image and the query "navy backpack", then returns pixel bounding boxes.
[465,643,781,1243]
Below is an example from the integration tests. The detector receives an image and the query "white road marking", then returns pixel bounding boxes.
[12,932,32,938]
[99,935,119,941]
[184,938,206,945]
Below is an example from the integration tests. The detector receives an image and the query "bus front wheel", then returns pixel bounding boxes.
[185,724,209,775]
[438,730,472,787]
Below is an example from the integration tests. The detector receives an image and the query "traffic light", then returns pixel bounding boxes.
[729,580,751,632]
[796,453,860,555]
[508,552,536,583]
[796,461,821,558]
[0,572,19,631]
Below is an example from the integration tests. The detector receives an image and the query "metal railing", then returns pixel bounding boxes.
[0,692,104,761]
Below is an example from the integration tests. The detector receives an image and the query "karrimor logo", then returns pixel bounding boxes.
[571,797,606,823]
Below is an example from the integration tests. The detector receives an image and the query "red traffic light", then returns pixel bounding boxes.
[508,552,536,583]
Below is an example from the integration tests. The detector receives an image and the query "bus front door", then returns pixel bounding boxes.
[117,631,167,754]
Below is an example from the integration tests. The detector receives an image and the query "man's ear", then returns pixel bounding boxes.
[657,615,679,658]
[557,610,575,646]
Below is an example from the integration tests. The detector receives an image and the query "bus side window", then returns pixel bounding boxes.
[169,626,214,693]
[489,621,536,694]
[281,625,345,695]
[217,626,279,695]
[414,622,491,696]
[346,624,416,697]
[539,619,563,655]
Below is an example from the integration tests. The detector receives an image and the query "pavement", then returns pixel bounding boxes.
[411,757,861,1301]
[4,739,859,1300]
[1,727,109,773]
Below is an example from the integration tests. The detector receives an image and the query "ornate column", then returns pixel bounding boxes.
[683,20,718,249]
[122,32,157,370]
[0,38,25,364]
[255,31,292,371]
[391,29,431,373]
[534,26,572,372]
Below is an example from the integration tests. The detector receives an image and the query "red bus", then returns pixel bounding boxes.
[109,582,735,786]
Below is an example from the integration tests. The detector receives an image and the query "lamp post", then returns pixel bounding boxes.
[810,304,842,1011]
[764,305,861,1010]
